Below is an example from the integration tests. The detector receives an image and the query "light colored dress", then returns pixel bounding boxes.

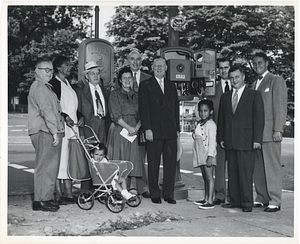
[106,88,146,177]
[193,119,217,168]
[57,78,79,179]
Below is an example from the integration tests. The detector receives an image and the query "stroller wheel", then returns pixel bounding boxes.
[97,192,108,204]
[77,190,94,210]
[106,191,125,213]
[126,188,142,207]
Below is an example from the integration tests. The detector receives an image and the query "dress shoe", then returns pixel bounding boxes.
[142,191,151,198]
[32,201,59,212]
[264,206,281,212]
[49,200,61,206]
[253,202,268,207]
[164,198,176,204]
[60,196,76,204]
[213,199,225,205]
[222,203,241,208]
[151,198,162,204]
[242,207,252,212]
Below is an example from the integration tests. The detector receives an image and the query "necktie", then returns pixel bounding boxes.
[225,81,230,92]
[232,90,238,113]
[159,79,164,93]
[132,72,138,92]
[95,89,104,118]
[258,75,263,80]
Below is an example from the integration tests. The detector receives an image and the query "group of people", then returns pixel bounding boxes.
[28,49,180,212]
[192,52,287,213]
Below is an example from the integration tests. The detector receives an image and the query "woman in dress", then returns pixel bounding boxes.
[106,66,146,191]
[50,56,84,203]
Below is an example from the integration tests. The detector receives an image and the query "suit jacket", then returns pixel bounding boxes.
[217,87,264,150]
[76,83,111,137]
[139,70,152,85]
[207,80,224,123]
[250,72,287,142]
[138,76,180,140]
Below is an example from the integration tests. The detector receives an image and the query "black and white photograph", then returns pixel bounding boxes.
[1,1,298,243]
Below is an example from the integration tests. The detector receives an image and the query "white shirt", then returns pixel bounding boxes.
[132,70,141,86]
[255,70,268,90]
[221,79,231,93]
[88,82,106,116]
[232,85,246,103]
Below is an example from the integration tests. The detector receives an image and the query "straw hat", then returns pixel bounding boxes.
[81,61,101,75]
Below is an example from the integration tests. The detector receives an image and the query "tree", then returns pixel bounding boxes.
[8,6,93,105]
[106,5,295,118]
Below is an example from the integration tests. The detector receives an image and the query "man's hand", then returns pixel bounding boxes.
[220,141,225,149]
[273,131,283,142]
[52,134,59,147]
[145,129,153,142]
[253,142,261,150]
[77,117,85,127]
[65,116,74,127]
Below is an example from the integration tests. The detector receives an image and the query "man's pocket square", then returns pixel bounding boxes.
[264,88,270,92]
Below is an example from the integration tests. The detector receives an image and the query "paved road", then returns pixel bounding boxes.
[7,113,294,195]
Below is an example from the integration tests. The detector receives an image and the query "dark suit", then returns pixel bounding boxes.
[217,86,264,208]
[138,77,180,199]
[76,83,110,144]
[251,72,287,206]
[207,80,229,201]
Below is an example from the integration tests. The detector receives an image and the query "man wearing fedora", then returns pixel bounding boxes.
[76,61,111,190]
[77,61,110,144]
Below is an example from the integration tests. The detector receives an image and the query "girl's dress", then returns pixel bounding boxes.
[193,119,217,168]
[106,88,146,177]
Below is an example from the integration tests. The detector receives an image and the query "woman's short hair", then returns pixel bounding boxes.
[117,66,133,86]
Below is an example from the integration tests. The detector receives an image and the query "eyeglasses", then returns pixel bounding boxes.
[88,72,101,76]
[38,68,53,73]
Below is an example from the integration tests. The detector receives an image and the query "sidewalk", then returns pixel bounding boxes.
[6,186,296,241]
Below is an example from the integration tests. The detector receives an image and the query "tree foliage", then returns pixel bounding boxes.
[8,6,93,103]
[106,5,294,118]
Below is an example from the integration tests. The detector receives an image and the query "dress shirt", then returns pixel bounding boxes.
[255,71,268,90]
[133,70,141,86]
[89,82,106,116]
[155,77,164,93]
[232,85,246,104]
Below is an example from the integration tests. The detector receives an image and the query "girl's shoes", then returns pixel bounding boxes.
[193,199,206,205]
[198,203,215,210]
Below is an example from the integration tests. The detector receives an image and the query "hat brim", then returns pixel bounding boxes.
[81,66,101,76]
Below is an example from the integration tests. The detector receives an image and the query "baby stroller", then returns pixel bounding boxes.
[70,125,142,213]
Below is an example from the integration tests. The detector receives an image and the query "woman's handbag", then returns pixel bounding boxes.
[138,129,146,146]
[68,139,91,181]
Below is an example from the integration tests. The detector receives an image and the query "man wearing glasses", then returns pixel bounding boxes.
[28,59,65,212]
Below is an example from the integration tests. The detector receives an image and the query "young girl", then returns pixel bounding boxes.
[192,100,217,210]
[90,143,135,200]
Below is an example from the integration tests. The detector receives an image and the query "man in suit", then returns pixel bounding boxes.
[217,65,264,212]
[251,52,287,212]
[127,49,152,91]
[209,57,231,205]
[76,61,111,190]
[77,61,110,144]
[127,49,152,198]
[139,56,180,204]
